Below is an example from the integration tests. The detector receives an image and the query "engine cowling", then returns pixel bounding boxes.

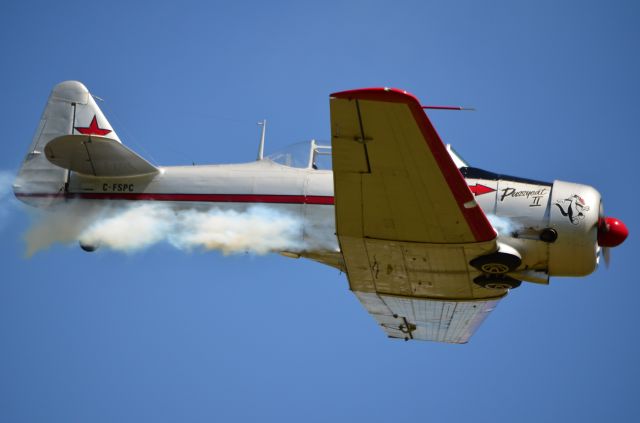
[548,180,601,276]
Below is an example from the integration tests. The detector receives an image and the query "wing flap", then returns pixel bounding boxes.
[45,135,158,177]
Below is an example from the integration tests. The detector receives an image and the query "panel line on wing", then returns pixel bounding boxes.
[355,100,372,174]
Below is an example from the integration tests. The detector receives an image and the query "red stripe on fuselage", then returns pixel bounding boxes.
[15,192,335,205]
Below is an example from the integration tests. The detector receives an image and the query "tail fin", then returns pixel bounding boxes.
[14,81,124,206]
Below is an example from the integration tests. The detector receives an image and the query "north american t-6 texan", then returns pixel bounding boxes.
[14,81,628,343]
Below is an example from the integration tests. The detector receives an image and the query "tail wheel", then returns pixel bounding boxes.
[470,252,521,274]
[473,275,522,290]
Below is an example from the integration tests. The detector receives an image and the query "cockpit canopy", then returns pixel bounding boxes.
[265,141,467,171]
[266,140,332,170]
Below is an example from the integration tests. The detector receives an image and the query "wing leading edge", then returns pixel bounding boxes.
[330,88,503,343]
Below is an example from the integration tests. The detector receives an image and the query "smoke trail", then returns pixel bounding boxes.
[79,203,175,253]
[25,201,339,256]
[486,214,521,237]
[0,171,18,231]
[25,202,104,256]
[167,206,306,254]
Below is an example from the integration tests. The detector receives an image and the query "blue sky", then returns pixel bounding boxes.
[1,1,639,421]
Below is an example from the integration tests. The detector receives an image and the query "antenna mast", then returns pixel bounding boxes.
[257,119,266,160]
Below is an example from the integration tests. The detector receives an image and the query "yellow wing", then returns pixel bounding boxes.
[330,88,503,343]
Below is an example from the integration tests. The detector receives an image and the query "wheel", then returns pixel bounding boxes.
[79,241,98,252]
[473,275,522,290]
[470,252,521,274]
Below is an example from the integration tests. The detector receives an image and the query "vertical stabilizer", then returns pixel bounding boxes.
[14,81,120,205]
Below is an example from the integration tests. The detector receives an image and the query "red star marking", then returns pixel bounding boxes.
[74,115,112,136]
[468,183,496,196]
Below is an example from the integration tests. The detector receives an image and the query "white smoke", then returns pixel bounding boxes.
[25,202,104,255]
[0,171,19,231]
[167,206,306,254]
[25,201,338,256]
[487,214,521,237]
[79,203,174,252]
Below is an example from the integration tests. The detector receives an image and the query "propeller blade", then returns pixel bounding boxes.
[603,247,611,268]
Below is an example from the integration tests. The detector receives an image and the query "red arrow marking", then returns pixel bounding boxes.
[468,183,496,196]
[75,115,112,136]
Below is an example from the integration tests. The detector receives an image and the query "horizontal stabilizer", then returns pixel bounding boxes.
[45,135,158,177]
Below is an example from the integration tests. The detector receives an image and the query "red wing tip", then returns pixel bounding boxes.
[330,87,420,104]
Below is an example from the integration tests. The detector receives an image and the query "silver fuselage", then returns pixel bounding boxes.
[15,159,599,280]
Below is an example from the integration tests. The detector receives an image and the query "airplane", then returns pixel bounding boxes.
[13,81,629,343]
